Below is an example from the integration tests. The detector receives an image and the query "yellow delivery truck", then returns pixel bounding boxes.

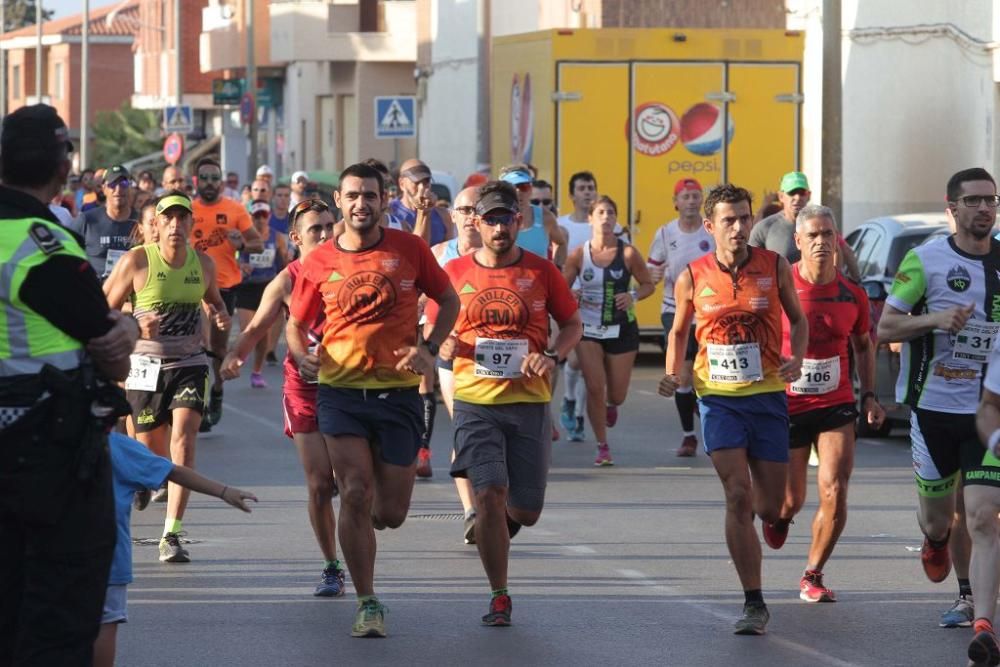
[491,28,805,339]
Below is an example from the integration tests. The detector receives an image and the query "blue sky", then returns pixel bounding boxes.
[46,0,118,20]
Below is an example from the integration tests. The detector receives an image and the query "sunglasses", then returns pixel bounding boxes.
[454,206,476,216]
[198,173,222,182]
[479,212,518,226]
[530,198,552,206]
[105,179,130,190]
[290,199,330,225]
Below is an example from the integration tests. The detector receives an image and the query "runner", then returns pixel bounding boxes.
[498,164,567,262]
[265,183,292,363]
[647,178,715,456]
[877,167,1000,630]
[235,200,288,388]
[388,158,454,245]
[424,186,482,542]
[103,191,232,562]
[431,180,582,626]
[189,157,263,430]
[68,164,137,281]
[286,162,460,637]
[220,199,348,597]
[767,204,885,602]
[658,183,807,635]
[289,170,309,208]
[563,195,654,465]
[160,165,185,196]
[363,158,412,231]
[558,170,599,441]
[249,178,272,213]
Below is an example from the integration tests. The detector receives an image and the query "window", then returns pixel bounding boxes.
[52,62,63,100]
[12,65,20,99]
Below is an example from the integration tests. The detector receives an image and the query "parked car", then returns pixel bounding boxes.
[848,214,949,437]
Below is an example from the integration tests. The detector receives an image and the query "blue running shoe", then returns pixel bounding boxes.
[569,416,585,442]
[559,399,576,431]
[314,566,346,597]
[940,597,974,628]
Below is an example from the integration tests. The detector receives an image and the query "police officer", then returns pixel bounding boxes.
[0,104,138,666]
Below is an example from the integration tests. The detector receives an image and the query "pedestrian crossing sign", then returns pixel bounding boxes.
[374,96,416,139]
[164,105,193,133]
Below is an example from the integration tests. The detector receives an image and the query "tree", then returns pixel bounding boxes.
[3,0,53,31]
[89,102,161,169]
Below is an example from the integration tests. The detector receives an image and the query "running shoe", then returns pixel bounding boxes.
[151,485,168,503]
[676,435,698,457]
[250,372,267,389]
[208,387,224,426]
[464,512,477,545]
[351,598,387,638]
[158,532,190,563]
[940,597,975,628]
[198,419,212,433]
[569,416,585,442]
[415,447,432,479]
[799,570,836,603]
[969,626,1000,666]
[265,351,278,366]
[606,404,619,428]
[133,489,151,512]
[482,594,512,626]
[921,535,952,583]
[559,399,576,431]
[594,443,614,466]
[314,566,346,597]
[733,602,769,635]
[762,519,791,550]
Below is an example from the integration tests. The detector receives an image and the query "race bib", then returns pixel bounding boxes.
[789,356,840,395]
[474,338,529,379]
[583,323,621,340]
[249,247,275,269]
[706,343,762,384]
[125,355,161,392]
[103,249,125,276]
[953,320,1000,363]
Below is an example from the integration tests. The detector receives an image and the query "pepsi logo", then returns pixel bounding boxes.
[680,103,734,157]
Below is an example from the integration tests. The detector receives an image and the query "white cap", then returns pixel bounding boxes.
[256,165,274,178]
[291,170,309,183]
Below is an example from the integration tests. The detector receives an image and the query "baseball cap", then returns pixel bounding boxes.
[779,171,810,193]
[103,164,130,184]
[475,187,520,216]
[256,165,274,178]
[400,163,432,183]
[291,170,309,183]
[1,104,74,156]
[673,178,702,196]
[249,200,271,216]
[155,193,192,215]
[499,167,532,187]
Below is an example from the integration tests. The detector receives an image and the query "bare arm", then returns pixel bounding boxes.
[562,247,583,287]
[222,271,292,379]
[625,245,655,301]
[199,253,232,331]
[424,285,460,347]
[665,269,694,378]
[544,210,567,263]
[878,302,974,343]
[240,225,264,253]
[167,464,257,512]
[851,330,885,427]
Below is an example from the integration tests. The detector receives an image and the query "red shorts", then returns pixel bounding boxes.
[282,374,318,438]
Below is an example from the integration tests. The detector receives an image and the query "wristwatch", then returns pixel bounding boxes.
[423,340,440,357]
[542,348,560,363]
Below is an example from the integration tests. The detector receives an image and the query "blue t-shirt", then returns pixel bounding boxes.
[387,198,448,246]
[108,433,174,585]
[270,213,289,235]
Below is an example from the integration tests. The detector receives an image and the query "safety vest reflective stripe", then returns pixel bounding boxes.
[0,218,86,378]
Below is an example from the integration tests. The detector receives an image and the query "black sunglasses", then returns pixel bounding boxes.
[530,198,552,206]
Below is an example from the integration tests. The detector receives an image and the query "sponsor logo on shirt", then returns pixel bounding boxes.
[382,259,400,272]
[698,285,717,298]
[516,278,534,292]
[756,277,773,290]
[336,271,397,323]
[749,296,769,310]
[933,363,978,381]
[947,265,972,292]
[468,287,529,338]
[610,269,624,280]
[460,283,476,294]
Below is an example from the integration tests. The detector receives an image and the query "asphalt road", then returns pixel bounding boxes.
[119,352,973,667]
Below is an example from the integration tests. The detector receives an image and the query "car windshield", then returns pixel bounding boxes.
[887,231,935,277]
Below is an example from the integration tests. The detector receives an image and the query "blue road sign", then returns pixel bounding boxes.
[374,96,416,139]
[164,105,193,133]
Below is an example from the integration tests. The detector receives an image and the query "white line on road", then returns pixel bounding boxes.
[224,403,284,432]
[563,545,596,554]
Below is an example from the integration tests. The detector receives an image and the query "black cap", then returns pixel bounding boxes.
[103,164,130,184]
[400,164,432,183]
[1,104,74,156]
[475,188,520,216]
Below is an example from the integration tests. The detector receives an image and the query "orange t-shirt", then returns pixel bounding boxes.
[689,247,785,397]
[428,251,578,405]
[290,228,451,389]
[190,197,253,289]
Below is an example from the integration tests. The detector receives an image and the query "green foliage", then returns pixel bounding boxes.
[4,0,53,30]
[89,102,161,169]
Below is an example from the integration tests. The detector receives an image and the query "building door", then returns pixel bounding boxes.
[341,94,358,168]
[319,96,336,171]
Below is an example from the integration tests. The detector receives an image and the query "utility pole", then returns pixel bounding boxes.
[174,0,181,106]
[35,0,42,102]
[1,0,7,118]
[821,0,842,225]
[80,0,88,168]
[245,0,256,180]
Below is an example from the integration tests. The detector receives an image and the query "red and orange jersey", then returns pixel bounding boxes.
[689,247,786,397]
[290,228,451,389]
[190,197,253,289]
[431,251,578,405]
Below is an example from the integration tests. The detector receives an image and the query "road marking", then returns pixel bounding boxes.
[614,568,862,667]
[225,403,284,432]
[564,545,596,554]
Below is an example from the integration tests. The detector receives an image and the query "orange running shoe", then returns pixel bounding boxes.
[921,535,951,583]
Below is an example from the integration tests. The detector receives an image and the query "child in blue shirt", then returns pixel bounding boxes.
[94,433,257,667]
